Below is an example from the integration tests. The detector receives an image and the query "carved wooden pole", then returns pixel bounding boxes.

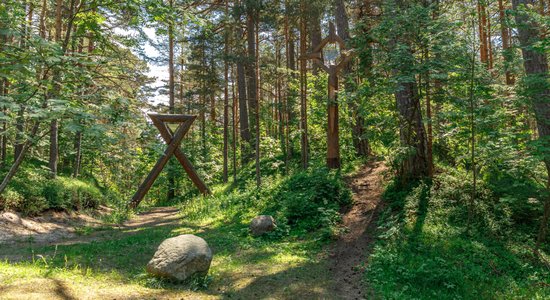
[327,65,340,168]
[301,22,353,169]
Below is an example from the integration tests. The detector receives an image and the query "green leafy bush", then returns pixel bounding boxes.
[0,189,24,211]
[267,168,351,234]
[1,164,104,214]
[43,178,103,211]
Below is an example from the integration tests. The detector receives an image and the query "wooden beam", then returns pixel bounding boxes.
[152,117,211,196]
[128,114,210,208]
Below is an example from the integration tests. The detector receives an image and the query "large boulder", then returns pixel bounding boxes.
[146,234,212,281]
[250,215,276,236]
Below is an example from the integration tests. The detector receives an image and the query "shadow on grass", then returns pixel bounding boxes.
[53,278,77,300]
[368,179,550,299]
[0,211,313,297]
[216,261,333,299]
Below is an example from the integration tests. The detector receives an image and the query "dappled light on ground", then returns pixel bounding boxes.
[0,204,334,299]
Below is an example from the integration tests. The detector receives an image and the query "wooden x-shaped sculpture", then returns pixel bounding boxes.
[129,114,210,208]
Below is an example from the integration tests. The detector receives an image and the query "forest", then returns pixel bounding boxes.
[0,0,549,299]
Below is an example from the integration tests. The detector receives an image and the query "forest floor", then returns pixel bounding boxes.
[0,162,386,299]
[330,161,386,299]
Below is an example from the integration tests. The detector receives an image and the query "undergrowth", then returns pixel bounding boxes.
[0,165,105,215]
[366,166,550,299]
[179,163,352,242]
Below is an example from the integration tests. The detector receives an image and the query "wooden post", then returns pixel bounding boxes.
[300,22,353,169]
[327,66,340,168]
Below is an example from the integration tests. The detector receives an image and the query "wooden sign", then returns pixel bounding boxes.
[128,114,210,208]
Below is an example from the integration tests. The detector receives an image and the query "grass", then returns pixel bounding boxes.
[0,168,344,299]
[365,171,550,299]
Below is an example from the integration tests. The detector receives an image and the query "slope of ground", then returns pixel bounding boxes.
[0,207,112,245]
[0,163,387,299]
[330,161,387,299]
[0,207,332,299]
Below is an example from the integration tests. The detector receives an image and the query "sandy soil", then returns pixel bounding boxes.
[0,206,182,247]
[0,207,112,245]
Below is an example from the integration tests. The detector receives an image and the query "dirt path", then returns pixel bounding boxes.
[330,161,387,299]
[0,206,181,248]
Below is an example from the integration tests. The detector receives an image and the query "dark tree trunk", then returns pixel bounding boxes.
[14,106,24,160]
[49,119,59,178]
[299,0,309,169]
[73,130,82,177]
[223,0,229,183]
[512,0,550,251]
[395,78,429,182]
[499,0,515,85]
[235,21,251,163]
[246,10,258,154]
[309,3,323,75]
[335,0,370,158]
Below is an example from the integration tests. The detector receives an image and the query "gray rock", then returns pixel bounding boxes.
[146,234,212,281]
[250,215,276,236]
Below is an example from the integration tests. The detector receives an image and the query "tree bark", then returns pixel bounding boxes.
[309,3,323,75]
[391,1,429,181]
[235,19,251,163]
[499,0,515,85]
[335,0,370,158]
[223,0,230,183]
[246,8,258,151]
[299,0,309,169]
[395,78,429,182]
[478,0,489,67]
[512,0,550,251]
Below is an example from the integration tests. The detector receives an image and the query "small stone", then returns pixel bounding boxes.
[249,215,276,236]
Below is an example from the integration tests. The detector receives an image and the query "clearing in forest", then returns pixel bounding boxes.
[0,162,385,299]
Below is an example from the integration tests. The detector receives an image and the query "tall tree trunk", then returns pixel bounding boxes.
[167,0,176,200]
[299,0,309,169]
[309,2,323,75]
[236,25,251,163]
[391,0,429,181]
[478,0,489,66]
[276,39,287,169]
[210,57,217,122]
[255,18,261,187]
[231,65,238,182]
[335,0,370,158]
[14,106,24,160]
[73,130,82,177]
[49,0,64,178]
[223,0,229,183]
[499,0,514,84]
[283,0,296,162]
[488,7,494,69]
[512,0,550,252]
[246,8,258,158]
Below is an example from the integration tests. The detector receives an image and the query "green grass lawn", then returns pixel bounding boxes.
[0,172,340,300]
[0,211,333,299]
